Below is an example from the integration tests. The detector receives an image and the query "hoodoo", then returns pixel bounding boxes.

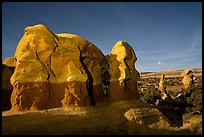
[108,41,140,102]
[10,24,107,111]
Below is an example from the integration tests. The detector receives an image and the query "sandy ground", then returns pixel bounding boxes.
[2,100,202,135]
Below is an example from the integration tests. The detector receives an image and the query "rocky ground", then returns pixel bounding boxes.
[2,100,202,135]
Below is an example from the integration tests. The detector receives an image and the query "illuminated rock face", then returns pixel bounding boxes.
[181,69,194,89]
[10,24,107,111]
[159,75,166,93]
[9,24,140,111]
[108,41,140,102]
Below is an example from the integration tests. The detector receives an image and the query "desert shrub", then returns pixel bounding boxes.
[173,93,188,109]
[168,79,175,86]
[138,91,144,98]
[141,84,161,104]
[175,80,183,86]
[185,81,202,113]
[138,82,142,87]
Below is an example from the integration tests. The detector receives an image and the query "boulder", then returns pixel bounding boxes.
[10,24,107,111]
[124,107,172,129]
[108,41,140,102]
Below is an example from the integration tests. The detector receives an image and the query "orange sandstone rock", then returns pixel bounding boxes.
[8,24,140,112]
[159,74,166,93]
[108,41,140,102]
[10,24,107,111]
[181,69,194,89]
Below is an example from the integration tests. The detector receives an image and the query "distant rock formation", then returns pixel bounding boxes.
[108,41,140,102]
[181,69,194,89]
[4,24,140,112]
[159,74,166,93]
[2,57,16,111]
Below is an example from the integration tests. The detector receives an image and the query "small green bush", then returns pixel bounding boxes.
[168,79,175,86]
[183,81,202,113]
[141,85,161,104]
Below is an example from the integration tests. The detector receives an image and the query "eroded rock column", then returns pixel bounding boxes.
[181,69,194,89]
[159,74,166,93]
[108,41,140,102]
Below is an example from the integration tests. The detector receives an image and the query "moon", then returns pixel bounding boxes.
[158,61,161,65]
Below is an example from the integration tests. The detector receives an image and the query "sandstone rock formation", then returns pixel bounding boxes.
[2,57,16,111]
[2,57,16,67]
[108,41,140,102]
[181,69,194,89]
[10,24,107,111]
[7,24,141,112]
[159,74,166,93]
[124,107,171,129]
